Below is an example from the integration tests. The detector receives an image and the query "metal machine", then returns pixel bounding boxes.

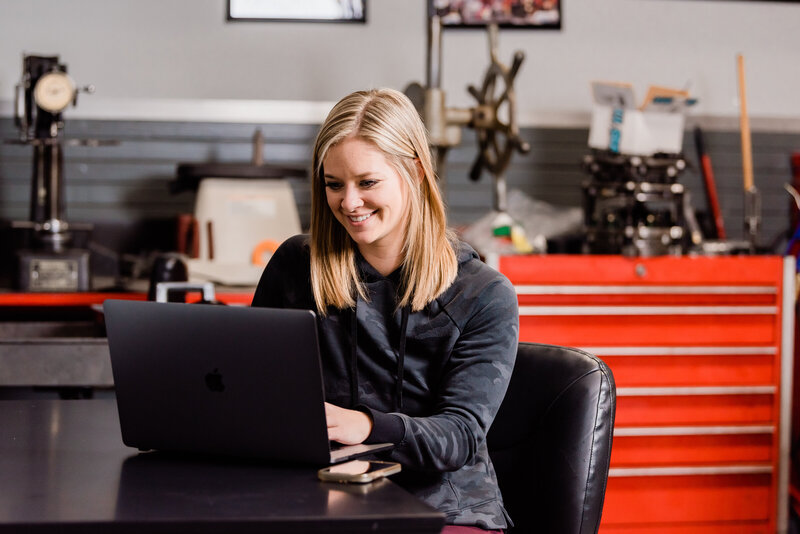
[170,130,306,287]
[581,151,690,256]
[9,54,97,291]
[405,16,530,213]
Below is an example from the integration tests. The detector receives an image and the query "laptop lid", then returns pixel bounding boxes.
[104,300,392,464]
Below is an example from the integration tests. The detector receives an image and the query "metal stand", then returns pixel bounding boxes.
[7,54,100,292]
[405,18,529,213]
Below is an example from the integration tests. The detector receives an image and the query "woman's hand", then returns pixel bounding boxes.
[325,402,373,445]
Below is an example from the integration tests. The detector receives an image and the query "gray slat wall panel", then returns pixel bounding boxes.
[1,118,798,251]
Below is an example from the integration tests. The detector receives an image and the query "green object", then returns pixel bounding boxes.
[493,225,511,237]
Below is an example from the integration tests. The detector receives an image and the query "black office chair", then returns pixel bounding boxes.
[488,342,616,534]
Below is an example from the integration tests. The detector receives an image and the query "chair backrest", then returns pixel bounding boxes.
[488,342,616,534]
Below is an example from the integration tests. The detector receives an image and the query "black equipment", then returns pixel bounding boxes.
[9,54,96,291]
[582,150,689,256]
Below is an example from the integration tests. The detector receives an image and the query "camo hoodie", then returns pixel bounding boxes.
[251,234,519,529]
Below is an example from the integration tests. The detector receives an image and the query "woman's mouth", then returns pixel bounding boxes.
[348,212,374,223]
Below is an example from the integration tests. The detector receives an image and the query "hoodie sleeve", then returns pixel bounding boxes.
[369,272,519,472]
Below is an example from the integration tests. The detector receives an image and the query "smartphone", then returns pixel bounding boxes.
[318,460,401,484]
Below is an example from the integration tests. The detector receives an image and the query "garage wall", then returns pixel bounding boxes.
[1,0,800,121]
[1,117,795,254]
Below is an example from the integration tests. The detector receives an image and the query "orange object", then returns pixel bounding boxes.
[251,239,281,266]
[612,433,773,468]
[603,474,771,529]
[0,292,148,307]
[499,254,790,533]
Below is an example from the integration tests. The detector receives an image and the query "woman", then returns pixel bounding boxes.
[252,88,519,532]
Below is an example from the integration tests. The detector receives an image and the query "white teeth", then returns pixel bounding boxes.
[349,213,372,222]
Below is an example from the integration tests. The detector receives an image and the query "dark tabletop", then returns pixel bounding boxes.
[0,399,444,533]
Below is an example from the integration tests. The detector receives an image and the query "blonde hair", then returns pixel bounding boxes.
[310,88,457,313]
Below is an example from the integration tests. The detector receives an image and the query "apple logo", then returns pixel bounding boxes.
[205,368,225,392]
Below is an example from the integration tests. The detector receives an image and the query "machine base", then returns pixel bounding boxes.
[16,249,91,292]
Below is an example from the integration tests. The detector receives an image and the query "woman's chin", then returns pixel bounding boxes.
[347,234,375,248]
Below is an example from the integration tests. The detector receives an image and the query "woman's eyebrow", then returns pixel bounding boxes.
[324,171,379,180]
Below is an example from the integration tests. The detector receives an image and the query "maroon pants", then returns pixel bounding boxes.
[440,526,503,534]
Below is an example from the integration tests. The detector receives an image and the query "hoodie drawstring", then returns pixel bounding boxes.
[395,307,409,411]
[349,304,360,406]
[349,302,410,412]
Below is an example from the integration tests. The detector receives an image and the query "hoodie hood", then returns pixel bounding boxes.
[456,240,481,266]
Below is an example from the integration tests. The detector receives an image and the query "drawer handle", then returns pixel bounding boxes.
[617,386,776,396]
[518,305,776,316]
[609,465,773,477]
[582,346,776,356]
[514,285,776,295]
[613,425,775,437]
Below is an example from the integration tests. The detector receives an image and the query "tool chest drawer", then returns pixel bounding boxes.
[616,392,774,427]
[519,313,777,346]
[611,430,774,467]
[496,255,794,534]
[603,473,773,530]
[602,349,777,387]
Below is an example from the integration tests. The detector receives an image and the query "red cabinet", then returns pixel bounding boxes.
[496,255,794,534]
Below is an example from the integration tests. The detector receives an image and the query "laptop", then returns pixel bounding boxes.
[103,299,393,464]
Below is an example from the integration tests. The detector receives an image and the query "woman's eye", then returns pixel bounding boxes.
[360,180,378,188]
[325,182,343,191]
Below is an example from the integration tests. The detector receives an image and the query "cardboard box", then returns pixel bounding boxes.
[587,82,696,156]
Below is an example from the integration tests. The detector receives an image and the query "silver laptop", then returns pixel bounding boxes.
[104,299,393,464]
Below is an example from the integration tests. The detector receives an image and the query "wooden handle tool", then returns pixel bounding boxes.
[738,54,754,193]
[738,54,761,245]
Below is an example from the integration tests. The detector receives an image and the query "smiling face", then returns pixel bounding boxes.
[322,136,411,274]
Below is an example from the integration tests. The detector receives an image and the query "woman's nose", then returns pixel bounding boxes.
[341,186,363,212]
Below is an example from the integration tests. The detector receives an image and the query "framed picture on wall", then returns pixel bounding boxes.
[227,0,366,23]
[430,0,561,29]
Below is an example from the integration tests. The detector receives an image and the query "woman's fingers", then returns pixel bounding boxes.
[324,402,372,445]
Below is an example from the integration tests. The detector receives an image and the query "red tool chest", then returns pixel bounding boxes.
[496,254,794,534]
